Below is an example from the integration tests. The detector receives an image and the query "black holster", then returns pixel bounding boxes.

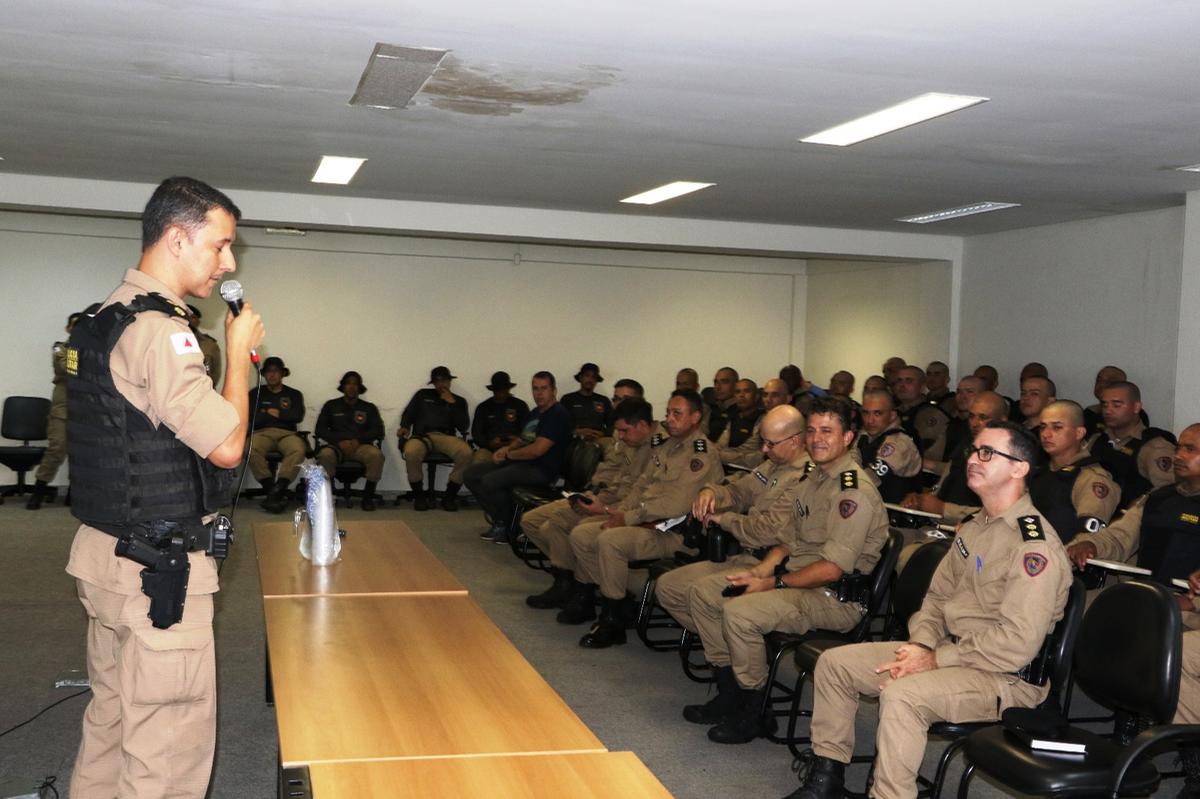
[830,571,871,605]
[116,532,190,629]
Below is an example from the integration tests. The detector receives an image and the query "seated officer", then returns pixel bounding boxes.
[1087,380,1175,507]
[247,356,306,513]
[471,371,530,465]
[893,366,949,459]
[565,389,723,645]
[925,360,954,409]
[856,389,922,503]
[1028,400,1120,543]
[314,371,385,511]
[1067,423,1200,585]
[881,357,906,389]
[901,391,1009,524]
[611,377,644,406]
[1018,376,1057,434]
[1082,365,1147,436]
[781,364,826,415]
[707,367,740,441]
[718,378,766,469]
[522,398,656,610]
[929,375,986,473]
[1171,568,1200,797]
[655,405,812,721]
[686,397,888,744]
[561,362,613,440]
[761,378,791,411]
[789,422,1070,799]
[398,366,472,511]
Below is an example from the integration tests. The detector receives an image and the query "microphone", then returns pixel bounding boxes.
[218,280,260,365]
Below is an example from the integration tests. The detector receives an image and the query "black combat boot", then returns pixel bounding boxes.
[362,481,378,511]
[1179,748,1200,799]
[579,598,627,648]
[783,749,846,799]
[683,666,740,724]
[707,685,776,744]
[526,568,573,609]
[25,480,49,510]
[412,481,429,511]
[262,479,290,514]
[441,481,461,512]
[256,477,277,510]
[556,581,597,624]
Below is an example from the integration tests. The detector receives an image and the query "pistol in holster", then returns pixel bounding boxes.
[115,529,191,630]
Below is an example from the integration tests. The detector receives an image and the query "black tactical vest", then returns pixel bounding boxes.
[1027,456,1107,543]
[67,293,235,536]
[857,428,923,503]
[726,408,764,449]
[937,448,980,507]
[1137,486,1200,586]
[1090,428,1175,509]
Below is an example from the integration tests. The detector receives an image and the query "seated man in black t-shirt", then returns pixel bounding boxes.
[248,356,306,513]
[463,371,573,545]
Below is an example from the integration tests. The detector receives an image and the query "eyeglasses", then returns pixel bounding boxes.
[762,433,799,451]
[965,444,1025,464]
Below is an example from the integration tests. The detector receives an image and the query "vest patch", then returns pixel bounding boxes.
[65,346,79,376]
[840,470,858,490]
[1018,515,1045,542]
[879,442,895,458]
[753,470,768,484]
[838,499,858,519]
[690,458,704,473]
[694,439,708,453]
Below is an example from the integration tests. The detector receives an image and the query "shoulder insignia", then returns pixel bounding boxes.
[1157,456,1173,472]
[65,346,79,376]
[752,469,768,484]
[838,498,858,518]
[1023,553,1049,577]
[1017,515,1045,542]
[1181,513,1200,525]
[840,470,858,490]
[1062,465,1077,473]
[956,536,970,559]
[879,442,896,458]
[694,438,708,453]
[690,458,704,473]
[804,461,816,475]
[1092,482,1110,499]
[651,433,664,448]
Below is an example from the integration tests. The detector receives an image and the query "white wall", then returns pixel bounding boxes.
[0,210,807,490]
[803,259,952,391]
[959,207,1184,428]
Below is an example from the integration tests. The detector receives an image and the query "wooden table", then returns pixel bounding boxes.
[265,594,605,765]
[254,519,465,597]
[301,752,672,798]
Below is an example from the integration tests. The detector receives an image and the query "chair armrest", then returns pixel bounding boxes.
[1110,724,1200,798]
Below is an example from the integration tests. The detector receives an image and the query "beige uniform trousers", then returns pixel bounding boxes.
[520,498,591,570]
[812,641,1043,799]
[402,432,473,484]
[690,576,864,689]
[248,427,307,483]
[571,519,687,599]
[35,409,67,483]
[654,554,762,632]
[471,448,497,465]
[1175,630,1200,724]
[316,443,384,482]
[70,582,216,799]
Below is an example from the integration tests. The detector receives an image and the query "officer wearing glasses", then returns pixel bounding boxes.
[787,421,1070,799]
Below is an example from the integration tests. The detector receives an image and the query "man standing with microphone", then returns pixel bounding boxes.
[65,177,264,798]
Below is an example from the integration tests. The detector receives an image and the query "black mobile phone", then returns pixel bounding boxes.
[721,583,748,598]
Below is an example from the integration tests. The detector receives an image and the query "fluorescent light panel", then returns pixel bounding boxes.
[1176,163,1200,173]
[312,156,366,185]
[897,201,1019,224]
[801,92,989,146]
[621,181,715,205]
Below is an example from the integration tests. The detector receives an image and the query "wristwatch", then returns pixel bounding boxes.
[774,575,787,590]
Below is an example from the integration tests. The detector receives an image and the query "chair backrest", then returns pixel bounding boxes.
[1073,579,1182,724]
[565,439,603,491]
[886,538,952,639]
[2,396,51,442]
[1038,577,1087,708]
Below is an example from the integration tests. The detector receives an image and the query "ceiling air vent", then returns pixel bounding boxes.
[349,44,448,110]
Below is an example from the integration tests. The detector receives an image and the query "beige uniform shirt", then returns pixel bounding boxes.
[706,453,814,549]
[1072,483,1200,563]
[856,425,923,486]
[66,269,239,596]
[787,453,889,576]
[588,435,655,505]
[617,431,723,525]
[1060,453,1121,534]
[909,494,1071,673]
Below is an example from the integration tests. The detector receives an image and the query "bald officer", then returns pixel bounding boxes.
[1087,380,1175,507]
[1028,401,1120,543]
[856,389,922,503]
[66,177,264,799]
[788,422,1070,799]
[566,389,723,647]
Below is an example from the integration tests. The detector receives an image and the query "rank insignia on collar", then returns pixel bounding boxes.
[1018,515,1044,541]
[840,470,858,490]
[753,470,768,484]
[694,439,708,453]
[651,433,664,448]
[771,478,778,487]
[801,461,816,480]
[1182,513,1200,525]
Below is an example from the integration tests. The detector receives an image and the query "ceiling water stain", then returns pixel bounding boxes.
[421,57,619,116]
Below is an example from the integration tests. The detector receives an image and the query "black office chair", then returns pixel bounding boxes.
[0,396,52,503]
[393,449,455,506]
[508,440,603,569]
[957,579,1200,798]
[314,436,378,509]
[758,529,904,734]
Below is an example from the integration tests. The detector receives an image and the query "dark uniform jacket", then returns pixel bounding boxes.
[249,385,305,431]
[471,395,530,450]
[561,391,613,435]
[400,388,469,437]
[316,398,384,444]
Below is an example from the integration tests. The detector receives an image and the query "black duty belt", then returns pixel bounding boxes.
[88,518,214,552]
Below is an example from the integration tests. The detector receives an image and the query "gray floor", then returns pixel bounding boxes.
[0,495,1184,798]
